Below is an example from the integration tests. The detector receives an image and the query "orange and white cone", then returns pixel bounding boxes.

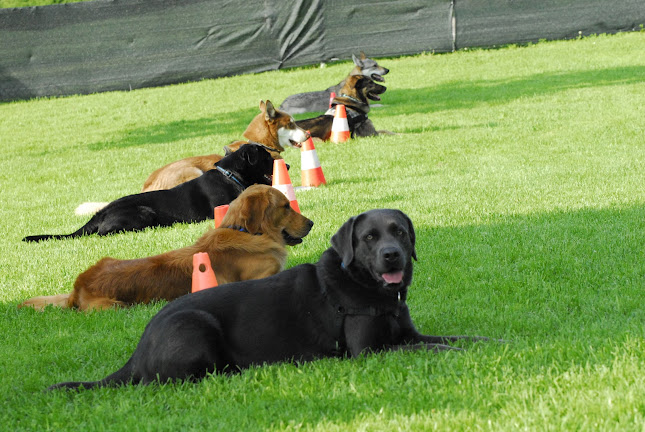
[272,159,301,213]
[328,92,336,109]
[191,252,218,293]
[300,135,326,188]
[214,204,229,228]
[330,104,350,143]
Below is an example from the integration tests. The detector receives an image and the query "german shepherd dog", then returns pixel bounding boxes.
[74,100,308,216]
[296,75,388,141]
[24,145,274,242]
[19,185,313,311]
[279,53,389,115]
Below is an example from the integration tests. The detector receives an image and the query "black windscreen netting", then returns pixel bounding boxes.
[1,0,643,101]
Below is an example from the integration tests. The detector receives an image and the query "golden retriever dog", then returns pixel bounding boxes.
[20,185,313,311]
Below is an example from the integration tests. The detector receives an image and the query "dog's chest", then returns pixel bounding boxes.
[341,313,401,356]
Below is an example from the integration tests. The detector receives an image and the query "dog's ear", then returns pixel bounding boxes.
[349,75,362,85]
[238,189,269,235]
[331,215,358,267]
[264,100,277,122]
[259,100,266,112]
[359,51,367,60]
[354,75,367,89]
[397,210,417,261]
[352,54,363,67]
[225,140,243,155]
[353,76,370,102]
[243,144,260,166]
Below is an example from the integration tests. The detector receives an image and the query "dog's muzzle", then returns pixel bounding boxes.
[376,246,405,285]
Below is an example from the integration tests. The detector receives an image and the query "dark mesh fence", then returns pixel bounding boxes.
[1,0,643,101]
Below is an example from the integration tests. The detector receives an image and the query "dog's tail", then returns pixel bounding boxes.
[48,358,138,391]
[22,217,101,242]
[74,202,109,216]
[18,293,71,311]
[23,234,76,242]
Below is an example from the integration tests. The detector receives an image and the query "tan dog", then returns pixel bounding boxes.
[21,185,313,311]
[74,100,309,216]
[141,100,308,192]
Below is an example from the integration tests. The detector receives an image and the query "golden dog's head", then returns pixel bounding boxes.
[222,185,313,245]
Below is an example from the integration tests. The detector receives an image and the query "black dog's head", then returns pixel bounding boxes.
[217,144,274,186]
[331,209,417,295]
[340,75,387,106]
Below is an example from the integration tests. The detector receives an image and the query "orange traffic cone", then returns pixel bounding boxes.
[191,252,218,293]
[214,204,229,228]
[300,135,326,188]
[272,159,301,213]
[330,104,350,143]
[328,91,336,109]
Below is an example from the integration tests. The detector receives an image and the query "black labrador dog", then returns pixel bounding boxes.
[48,209,487,390]
[23,144,273,242]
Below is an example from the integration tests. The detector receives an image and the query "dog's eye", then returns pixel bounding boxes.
[365,234,374,241]
[397,229,405,237]
[284,203,291,209]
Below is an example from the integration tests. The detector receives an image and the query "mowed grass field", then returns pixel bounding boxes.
[1,32,644,431]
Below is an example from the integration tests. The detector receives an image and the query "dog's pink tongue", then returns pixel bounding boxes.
[382,271,403,284]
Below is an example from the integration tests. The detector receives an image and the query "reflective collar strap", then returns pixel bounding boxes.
[215,165,246,189]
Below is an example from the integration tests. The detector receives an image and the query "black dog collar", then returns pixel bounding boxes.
[338,94,363,105]
[215,166,246,189]
[246,140,283,154]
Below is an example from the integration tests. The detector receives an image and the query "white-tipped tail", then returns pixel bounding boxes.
[74,202,109,216]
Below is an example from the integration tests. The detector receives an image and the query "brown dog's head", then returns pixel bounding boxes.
[334,76,387,114]
[233,100,309,156]
[222,184,313,245]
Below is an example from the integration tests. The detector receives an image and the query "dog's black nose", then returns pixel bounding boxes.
[382,247,401,263]
[286,163,290,171]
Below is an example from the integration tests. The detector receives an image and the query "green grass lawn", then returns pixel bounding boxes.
[1,32,644,431]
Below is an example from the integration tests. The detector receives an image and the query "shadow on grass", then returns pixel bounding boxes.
[411,205,645,338]
[383,65,645,118]
[87,107,259,151]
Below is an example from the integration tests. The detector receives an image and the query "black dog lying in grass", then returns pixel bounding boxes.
[48,209,491,390]
[23,144,274,242]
